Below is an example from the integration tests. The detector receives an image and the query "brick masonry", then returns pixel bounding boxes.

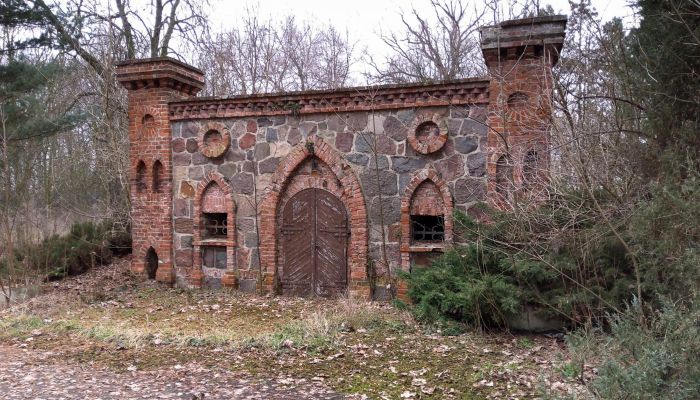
[116,58,205,285]
[116,16,567,298]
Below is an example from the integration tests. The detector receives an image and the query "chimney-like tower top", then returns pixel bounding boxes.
[115,57,205,95]
[480,15,567,66]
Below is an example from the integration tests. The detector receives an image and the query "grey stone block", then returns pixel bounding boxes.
[258,156,281,174]
[391,156,426,173]
[454,177,486,203]
[346,153,369,166]
[467,152,486,177]
[217,162,238,177]
[254,143,270,159]
[454,136,479,154]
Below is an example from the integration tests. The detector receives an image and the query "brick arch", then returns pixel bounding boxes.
[135,159,148,193]
[190,171,237,288]
[259,135,368,297]
[152,159,164,193]
[494,154,514,206]
[399,167,454,271]
[132,243,165,280]
[145,246,159,280]
[522,148,539,186]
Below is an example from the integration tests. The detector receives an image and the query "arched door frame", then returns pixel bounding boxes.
[258,136,368,297]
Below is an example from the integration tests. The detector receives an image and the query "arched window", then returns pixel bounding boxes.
[136,161,147,193]
[399,169,454,272]
[495,155,513,201]
[193,173,236,284]
[523,149,539,188]
[152,160,163,193]
[409,180,445,243]
[201,183,228,239]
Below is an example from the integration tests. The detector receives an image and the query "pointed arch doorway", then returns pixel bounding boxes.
[280,188,348,297]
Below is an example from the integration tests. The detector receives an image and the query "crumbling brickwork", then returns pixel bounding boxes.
[116,16,567,298]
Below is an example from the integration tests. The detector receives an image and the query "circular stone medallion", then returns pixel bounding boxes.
[408,114,448,154]
[197,122,231,159]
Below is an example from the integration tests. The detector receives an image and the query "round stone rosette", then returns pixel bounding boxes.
[407,114,448,154]
[197,122,231,159]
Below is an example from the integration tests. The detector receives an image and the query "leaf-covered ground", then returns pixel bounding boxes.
[0,258,587,399]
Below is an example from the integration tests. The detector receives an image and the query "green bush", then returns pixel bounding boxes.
[567,299,700,399]
[1,220,131,281]
[401,245,521,330]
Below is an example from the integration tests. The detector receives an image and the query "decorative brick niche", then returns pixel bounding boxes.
[191,171,236,288]
[495,154,514,206]
[135,160,147,193]
[522,149,539,187]
[152,160,163,193]
[400,168,453,269]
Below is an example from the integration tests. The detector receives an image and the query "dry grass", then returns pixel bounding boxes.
[0,258,583,399]
[1,260,409,352]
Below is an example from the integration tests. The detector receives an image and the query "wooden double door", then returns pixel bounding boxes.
[280,188,348,297]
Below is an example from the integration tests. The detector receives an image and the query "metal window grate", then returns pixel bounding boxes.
[410,215,445,242]
[203,213,227,237]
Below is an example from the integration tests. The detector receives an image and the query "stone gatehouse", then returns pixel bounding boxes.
[115,15,567,299]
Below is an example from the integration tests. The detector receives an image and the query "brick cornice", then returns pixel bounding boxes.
[168,78,490,121]
[480,15,567,66]
[116,57,205,95]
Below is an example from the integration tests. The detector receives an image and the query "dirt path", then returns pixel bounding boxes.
[0,345,357,400]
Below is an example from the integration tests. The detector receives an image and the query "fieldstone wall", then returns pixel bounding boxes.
[169,104,488,290]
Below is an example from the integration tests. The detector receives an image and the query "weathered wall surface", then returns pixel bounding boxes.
[115,15,567,297]
[170,104,488,290]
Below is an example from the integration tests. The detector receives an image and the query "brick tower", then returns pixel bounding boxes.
[116,58,204,283]
[481,16,567,206]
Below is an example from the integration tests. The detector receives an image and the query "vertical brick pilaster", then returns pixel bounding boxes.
[116,58,204,285]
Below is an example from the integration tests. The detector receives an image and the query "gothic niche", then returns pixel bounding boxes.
[506,91,532,123]
[152,160,163,193]
[495,154,514,202]
[199,183,230,272]
[507,91,529,108]
[136,160,147,193]
[522,149,539,188]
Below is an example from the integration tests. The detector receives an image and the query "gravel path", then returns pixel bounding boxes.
[0,345,356,400]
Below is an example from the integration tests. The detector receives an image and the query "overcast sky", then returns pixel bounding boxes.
[205,0,635,79]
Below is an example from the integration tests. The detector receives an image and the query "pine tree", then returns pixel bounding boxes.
[629,0,700,158]
[0,60,81,287]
